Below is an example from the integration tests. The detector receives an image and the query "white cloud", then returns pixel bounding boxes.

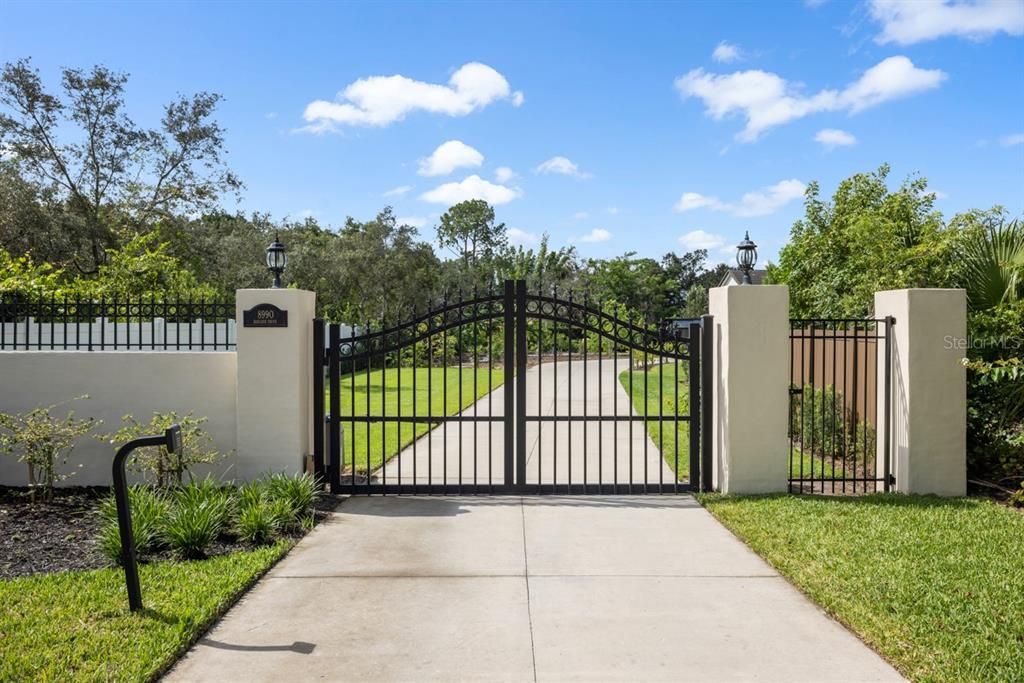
[1000,133,1024,147]
[0,144,15,161]
[675,56,946,141]
[869,0,1024,45]
[302,62,521,131]
[495,166,517,183]
[511,91,525,107]
[397,216,428,228]
[419,174,522,206]
[674,179,806,217]
[712,41,743,63]
[417,140,484,176]
[535,156,592,178]
[607,207,619,215]
[815,128,857,148]
[382,185,412,198]
[299,208,317,219]
[679,230,728,251]
[577,228,612,243]
[508,227,539,245]
[573,211,589,220]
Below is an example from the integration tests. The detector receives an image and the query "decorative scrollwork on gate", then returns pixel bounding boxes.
[339,294,506,360]
[523,294,690,359]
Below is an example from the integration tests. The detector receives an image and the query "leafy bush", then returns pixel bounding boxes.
[97,486,169,564]
[789,384,876,466]
[0,398,97,501]
[107,412,224,488]
[236,498,293,545]
[162,478,232,559]
[265,472,321,518]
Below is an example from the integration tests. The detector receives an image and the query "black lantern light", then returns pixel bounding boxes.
[266,234,287,288]
[736,231,758,285]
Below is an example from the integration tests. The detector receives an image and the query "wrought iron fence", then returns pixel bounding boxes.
[0,295,236,351]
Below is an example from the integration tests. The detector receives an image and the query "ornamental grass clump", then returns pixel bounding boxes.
[162,478,232,559]
[265,472,321,519]
[97,485,169,564]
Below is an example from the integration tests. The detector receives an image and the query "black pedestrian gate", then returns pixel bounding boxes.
[312,280,713,495]
[788,317,894,494]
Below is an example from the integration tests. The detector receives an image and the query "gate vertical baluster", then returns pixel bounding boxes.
[700,315,714,492]
[643,317,649,494]
[536,281,543,491]
[366,320,372,495]
[582,291,589,492]
[328,323,341,494]
[397,316,402,494]
[412,309,419,495]
[486,286,493,493]
[381,315,387,494]
[657,333,664,494]
[627,309,633,494]
[458,294,464,495]
[442,295,449,494]
[567,291,573,493]
[552,285,558,492]
[851,322,859,492]
[674,334,679,493]
[883,316,893,492]
[503,281,515,490]
[349,324,357,492]
[612,304,620,494]
[689,323,701,491]
[597,298,603,492]
[428,307,434,491]
[515,280,527,491]
[862,321,870,493]
[473,289,479,493]
[831,321,838,494]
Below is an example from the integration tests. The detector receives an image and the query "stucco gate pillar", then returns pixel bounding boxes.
[234,288,317,481]
[874,289,967,496]
[707,285,790,493]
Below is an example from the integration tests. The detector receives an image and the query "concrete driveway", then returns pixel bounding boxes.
[166,495,902,682]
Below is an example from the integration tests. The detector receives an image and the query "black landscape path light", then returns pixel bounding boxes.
[736,231,758,284]
[266,234,287,288]
[112,424,182,612]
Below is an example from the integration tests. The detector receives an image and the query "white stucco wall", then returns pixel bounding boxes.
[874,289,967,496]
[708,285,790,493]
[0,352,238,486]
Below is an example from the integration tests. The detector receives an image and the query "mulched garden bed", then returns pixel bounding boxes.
[0,486,339,580]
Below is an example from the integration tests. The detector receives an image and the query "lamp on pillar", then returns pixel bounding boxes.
[266,234,287,288]
[736,231,757,285]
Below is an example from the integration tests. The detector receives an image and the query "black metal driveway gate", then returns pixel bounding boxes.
[312,280,712,495]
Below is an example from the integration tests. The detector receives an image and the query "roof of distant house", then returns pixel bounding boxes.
[719,268,767,286]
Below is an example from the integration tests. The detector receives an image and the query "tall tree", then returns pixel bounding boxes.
[435,199,508,288]
[769,164,957,318]
[0,58,240,272]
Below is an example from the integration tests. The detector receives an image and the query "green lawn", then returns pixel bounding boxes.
[619,363,690,480]
[333,366,503,473]
[0,541,292,681]
[699,493,1024,683]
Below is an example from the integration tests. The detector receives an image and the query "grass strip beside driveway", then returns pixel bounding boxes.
[699,493,1024,683]
[334,366,503,474]
[619,363,690,480]
[0,541,292,681]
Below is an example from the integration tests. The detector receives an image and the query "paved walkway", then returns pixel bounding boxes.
[379,358,678,488]
[166,496,902,682]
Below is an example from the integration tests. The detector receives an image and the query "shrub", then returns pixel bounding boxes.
[789,384,876,465]
[236,498,293,545]
[97,486,169,564]
[107,412,224,488]
[265,472,321,518]
[162,478,232,559]
[0,398,98,501]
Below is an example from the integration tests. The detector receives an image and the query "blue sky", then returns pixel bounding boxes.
[2,0,1022,264]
